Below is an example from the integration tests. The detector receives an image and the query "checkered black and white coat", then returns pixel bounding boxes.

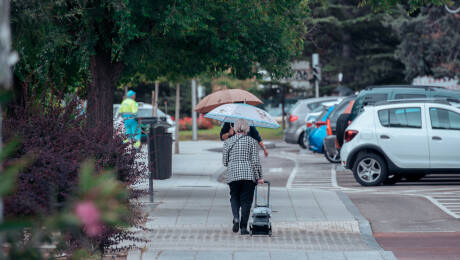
[222,134,263,184]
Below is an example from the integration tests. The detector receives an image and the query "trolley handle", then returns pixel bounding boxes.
[254,180,270,208]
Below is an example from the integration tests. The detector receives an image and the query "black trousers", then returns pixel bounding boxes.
[228,180,256,229]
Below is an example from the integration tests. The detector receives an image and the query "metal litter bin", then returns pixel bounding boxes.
[149,124,172,180]
[139,117,172,202]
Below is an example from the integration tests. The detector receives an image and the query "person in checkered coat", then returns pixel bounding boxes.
[223,119,264,235]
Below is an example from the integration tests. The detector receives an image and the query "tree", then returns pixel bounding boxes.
[389,6,460,80]
[11,0,308,130]
[303,0,406,91]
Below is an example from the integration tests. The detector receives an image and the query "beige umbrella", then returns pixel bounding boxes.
[195,89,263,113]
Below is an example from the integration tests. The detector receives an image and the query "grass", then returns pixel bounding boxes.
[179,126,283,141]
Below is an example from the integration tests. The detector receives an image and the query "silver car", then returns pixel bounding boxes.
[284,97,342,148]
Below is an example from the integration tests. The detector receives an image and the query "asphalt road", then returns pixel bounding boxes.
[257,141,460,260]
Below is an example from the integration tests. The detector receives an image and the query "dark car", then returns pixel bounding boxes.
[349,85,460,122]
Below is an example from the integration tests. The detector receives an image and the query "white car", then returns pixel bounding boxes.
[113,103,176,141]
[341,99,460,186]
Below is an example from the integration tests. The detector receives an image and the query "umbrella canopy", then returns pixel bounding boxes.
[195,89,263,114]
[205,103,280,129]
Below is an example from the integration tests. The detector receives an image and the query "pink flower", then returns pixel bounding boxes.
[74,201,102,237]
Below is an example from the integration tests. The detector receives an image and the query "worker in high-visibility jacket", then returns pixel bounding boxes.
[119,90,141,149]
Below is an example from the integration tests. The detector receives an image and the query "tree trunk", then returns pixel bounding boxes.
[174,83,180,154]
[87,54,123,134]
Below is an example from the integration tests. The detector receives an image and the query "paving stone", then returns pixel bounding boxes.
[157,250,195,260]
[234,252,270,260]
[196,251,233,260]
[125,141,396,259]
[307,251,346,260]
[270,251,307,260]
[379,251,398,260]
[343,251,383,260]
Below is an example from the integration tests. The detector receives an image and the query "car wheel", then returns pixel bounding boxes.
[298,132,307,149]
[383,173,403,185]
[404,173,426,182]
[352,152,388,186]
[324,148,341,163]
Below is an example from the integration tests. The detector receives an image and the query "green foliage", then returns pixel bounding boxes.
[359,0,447,12]
[303,0,406,90]
[388,5,460,80]
[11,0,309,95]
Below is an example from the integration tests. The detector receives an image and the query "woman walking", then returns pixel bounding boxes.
[222,119,264,235]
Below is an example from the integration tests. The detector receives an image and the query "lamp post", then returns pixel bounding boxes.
[191,79,198,141]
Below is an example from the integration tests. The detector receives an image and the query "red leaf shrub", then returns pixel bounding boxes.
[3,98,147,251]
[198,116,213,130]
[179,117,192,130]
[178,116,213,130]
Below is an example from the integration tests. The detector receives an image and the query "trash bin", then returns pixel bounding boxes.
[149,125,172,180]
[139,117,173,180]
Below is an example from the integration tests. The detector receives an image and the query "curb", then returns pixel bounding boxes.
[336,191,384,250]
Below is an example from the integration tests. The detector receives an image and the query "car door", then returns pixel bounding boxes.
[375,105,430,168]
[427,105,460,169]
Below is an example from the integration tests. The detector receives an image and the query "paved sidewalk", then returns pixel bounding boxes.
[127,141,396,260]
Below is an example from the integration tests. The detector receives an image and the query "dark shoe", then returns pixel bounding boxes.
[240,228,249,235]
[232,219,239,233]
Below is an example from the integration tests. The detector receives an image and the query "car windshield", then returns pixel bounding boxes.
[330,99,353,123]
[316,108,329,121]
[137,108,167,118]
[307,99,339,111]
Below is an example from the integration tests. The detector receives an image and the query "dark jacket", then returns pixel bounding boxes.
[220,122,262,143]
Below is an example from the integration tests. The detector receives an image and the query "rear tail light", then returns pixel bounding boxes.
[306,122,312,128]
[315,121,327,127]
[344,130,359,143]
[326,119,332,136]
[289,115,298,122]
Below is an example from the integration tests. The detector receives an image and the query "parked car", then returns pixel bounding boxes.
[335,85,460,149]
[307,106,336,153]
[323,96,356,163]
[113,103,176,141]
[341,99,460,186]
[302,101,343,148]
[261,98,299,123]
[302,105,328,148]
[284,97,342,148]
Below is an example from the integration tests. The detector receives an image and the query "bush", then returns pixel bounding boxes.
[179,117,192,130]
[3,97,147,253]
[198,116,213,130]
[178,116,213,130]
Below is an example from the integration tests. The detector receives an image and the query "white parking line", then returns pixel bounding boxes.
[286,157,298,189]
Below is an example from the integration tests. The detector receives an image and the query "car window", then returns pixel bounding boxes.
[429,108,460,130]
[307,99,339,110]
[394,93,426,99]
[432,89,460,101]
[392,88,426,99]
[363,93,388,106]
[137,108,167,118]
[316,108,329,121]
[291,101,307,115]
[350,95,364,120]
[330,100,352,123]
[351,93,388,121]
[378,107,422,128]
